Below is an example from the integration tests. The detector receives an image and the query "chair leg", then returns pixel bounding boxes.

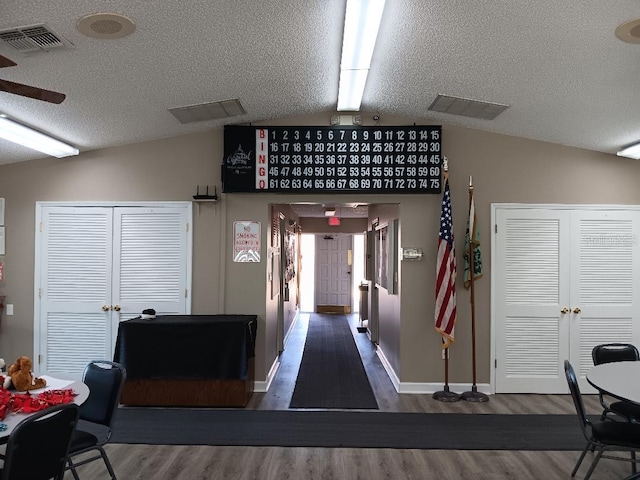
[98,446,117,480]
[632,451,637,475]
[583,449,604,480]
[67,458,81,480]
[572,442,592,477]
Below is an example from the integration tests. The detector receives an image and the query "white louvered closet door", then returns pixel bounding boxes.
[111,207,189,352]
[38,207,115,377]
[494,208,572,393]
[569,210,640,393]
[494,206,640,393]
[37,204,191,378]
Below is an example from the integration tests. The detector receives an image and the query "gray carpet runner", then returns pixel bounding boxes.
[111,409,589,450]
[288,313,378,409]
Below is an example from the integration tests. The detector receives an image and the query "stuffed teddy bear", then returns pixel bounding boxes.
[7,356,46,391]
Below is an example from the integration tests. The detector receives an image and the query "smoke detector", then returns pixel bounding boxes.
[77,13,135,39]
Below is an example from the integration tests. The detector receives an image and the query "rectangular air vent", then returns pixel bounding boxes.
[169,99,246,124]
[428,94,509,120]
[0,24,69,53]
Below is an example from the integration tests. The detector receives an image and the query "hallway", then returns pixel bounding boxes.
[246,313,603,415]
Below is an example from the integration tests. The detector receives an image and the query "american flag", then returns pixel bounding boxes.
[435,179,457,348]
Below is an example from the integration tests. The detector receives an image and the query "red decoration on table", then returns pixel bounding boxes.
[0,387,77,420]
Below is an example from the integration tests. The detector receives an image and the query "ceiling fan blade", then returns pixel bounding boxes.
[0,54,17,68]
[0,79,65,104]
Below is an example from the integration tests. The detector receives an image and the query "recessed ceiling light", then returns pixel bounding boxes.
[77,13,135,40]
[615,18,640,44]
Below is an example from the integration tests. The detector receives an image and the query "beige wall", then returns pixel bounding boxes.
[1,111,639,388]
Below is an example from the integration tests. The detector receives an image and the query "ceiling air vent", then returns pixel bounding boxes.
[0,24,70,54]
[428,94,509,120]
[169,99,246,124]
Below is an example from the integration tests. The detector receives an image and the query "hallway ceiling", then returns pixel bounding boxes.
[1,1,640,165]
[290,203,369,219]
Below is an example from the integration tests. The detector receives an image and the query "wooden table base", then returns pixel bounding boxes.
[120,361,254,407]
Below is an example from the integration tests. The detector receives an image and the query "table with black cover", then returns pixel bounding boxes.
[114,314,257,407]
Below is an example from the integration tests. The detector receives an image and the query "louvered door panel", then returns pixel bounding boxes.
[39,207,113,376]
[46,313,107,375]
[494,209,571,393]
[112,208,189,325]
[570,211,640,391]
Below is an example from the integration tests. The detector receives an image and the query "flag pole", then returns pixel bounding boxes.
[433,157,460,403]
[433,347,460,402]
[462,176,489,402]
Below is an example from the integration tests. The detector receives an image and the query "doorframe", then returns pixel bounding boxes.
[490,203,640,393]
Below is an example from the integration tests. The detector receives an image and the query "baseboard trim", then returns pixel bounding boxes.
[376,346,491,395]
[254,357,280,393]
[255,311,300,392]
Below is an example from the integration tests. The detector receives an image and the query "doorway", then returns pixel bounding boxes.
[299,233,365,313]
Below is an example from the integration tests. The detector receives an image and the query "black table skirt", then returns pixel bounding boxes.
[113,315,257,380]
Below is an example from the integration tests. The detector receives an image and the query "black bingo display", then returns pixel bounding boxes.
[223,125,442,194]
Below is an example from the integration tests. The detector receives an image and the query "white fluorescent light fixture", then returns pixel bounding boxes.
[337,0,386,111]
[617,142,640,160]
[0,115,79,158]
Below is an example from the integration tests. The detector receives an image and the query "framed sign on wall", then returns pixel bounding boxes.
[223,125,442,194]
[375,219,398,294]
[233,221,261,262]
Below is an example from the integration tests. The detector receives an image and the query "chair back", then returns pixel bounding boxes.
[592,343,640,365]
[2,403,80,480]
[80,360,126,428]
[564,360,592,440]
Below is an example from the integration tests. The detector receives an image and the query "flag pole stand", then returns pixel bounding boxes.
[433,348,461,402]
[462,180,489,403]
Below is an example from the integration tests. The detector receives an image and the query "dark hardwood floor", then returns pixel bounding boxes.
[66,313,632,479]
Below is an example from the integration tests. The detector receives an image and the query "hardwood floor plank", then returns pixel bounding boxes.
[68,446,633,480]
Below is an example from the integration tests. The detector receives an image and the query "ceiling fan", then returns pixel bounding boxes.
[0,53,65,104]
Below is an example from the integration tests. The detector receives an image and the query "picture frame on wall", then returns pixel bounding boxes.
[375,219,398,294]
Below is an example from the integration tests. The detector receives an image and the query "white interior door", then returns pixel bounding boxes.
[35,203,192,377]
[569,210,640,392]
[494,208,571,393]
[37,206,115,377]
[315,234,352,312]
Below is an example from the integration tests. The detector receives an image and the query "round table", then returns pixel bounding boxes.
[0,376,89,441]
[587,361,640,480]
[586,360,640,405]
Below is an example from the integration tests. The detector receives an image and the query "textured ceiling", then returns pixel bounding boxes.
[1,1,640,165]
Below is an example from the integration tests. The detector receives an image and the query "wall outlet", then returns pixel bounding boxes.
[5,304,13,315]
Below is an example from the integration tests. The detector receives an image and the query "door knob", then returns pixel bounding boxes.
[102,305,110,311]
[560,308,570,314]
[573,307,581,314]
[113,305,121,312]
